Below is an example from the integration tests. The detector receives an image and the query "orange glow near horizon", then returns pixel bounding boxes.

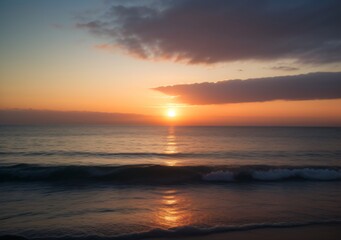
[157,99,341,126]
[2,43,341,127]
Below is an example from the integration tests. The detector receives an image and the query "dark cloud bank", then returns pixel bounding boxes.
[154,72,341,105]
[79,0,341,64]
[0,110,157,125]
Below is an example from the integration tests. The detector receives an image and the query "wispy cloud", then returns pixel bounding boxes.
[154,72,341,105]
[78,0,341,64]
[269,66,299,71]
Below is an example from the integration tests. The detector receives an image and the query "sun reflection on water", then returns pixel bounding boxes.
[155,189,192,228]
[164,127,178,166]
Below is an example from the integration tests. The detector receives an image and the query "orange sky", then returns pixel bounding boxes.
[0,0,340,126]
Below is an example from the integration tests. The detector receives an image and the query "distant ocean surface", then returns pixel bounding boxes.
[0,126,340,239]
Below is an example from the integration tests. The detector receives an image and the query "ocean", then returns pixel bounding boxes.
[0,126,340,239]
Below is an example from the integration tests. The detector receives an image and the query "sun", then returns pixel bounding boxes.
[167,109,176,118]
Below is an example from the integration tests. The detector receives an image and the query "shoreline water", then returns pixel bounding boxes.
[153,223,341,240]
[1,223,340,240]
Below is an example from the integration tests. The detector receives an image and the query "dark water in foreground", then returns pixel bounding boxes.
[0,126,340,239]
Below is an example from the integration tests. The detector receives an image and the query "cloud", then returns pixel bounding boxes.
[270,66,299,71]
[0,110,158,125]
[78,0,341,64]
[153,72,341,105]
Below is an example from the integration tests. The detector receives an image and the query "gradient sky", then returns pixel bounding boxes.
[1,0,341,126]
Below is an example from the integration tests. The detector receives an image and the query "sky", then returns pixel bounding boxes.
[0,0,341,126]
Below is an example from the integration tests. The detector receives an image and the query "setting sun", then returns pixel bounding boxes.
[1,1,341,239]
[167,109,177,118]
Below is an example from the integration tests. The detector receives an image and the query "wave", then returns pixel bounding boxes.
[0,150,340,159]
[2,219,341,240]
[0,164,340,184]
[203,168,341,181]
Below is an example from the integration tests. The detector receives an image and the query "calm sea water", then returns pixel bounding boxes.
[0,126,340,239]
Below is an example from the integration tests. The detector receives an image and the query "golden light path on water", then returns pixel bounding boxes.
[155,189,193,228]
[164,126,178,166]
[157,127,194,228]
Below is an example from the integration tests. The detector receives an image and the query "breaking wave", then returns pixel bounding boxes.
[0,164,340,184]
